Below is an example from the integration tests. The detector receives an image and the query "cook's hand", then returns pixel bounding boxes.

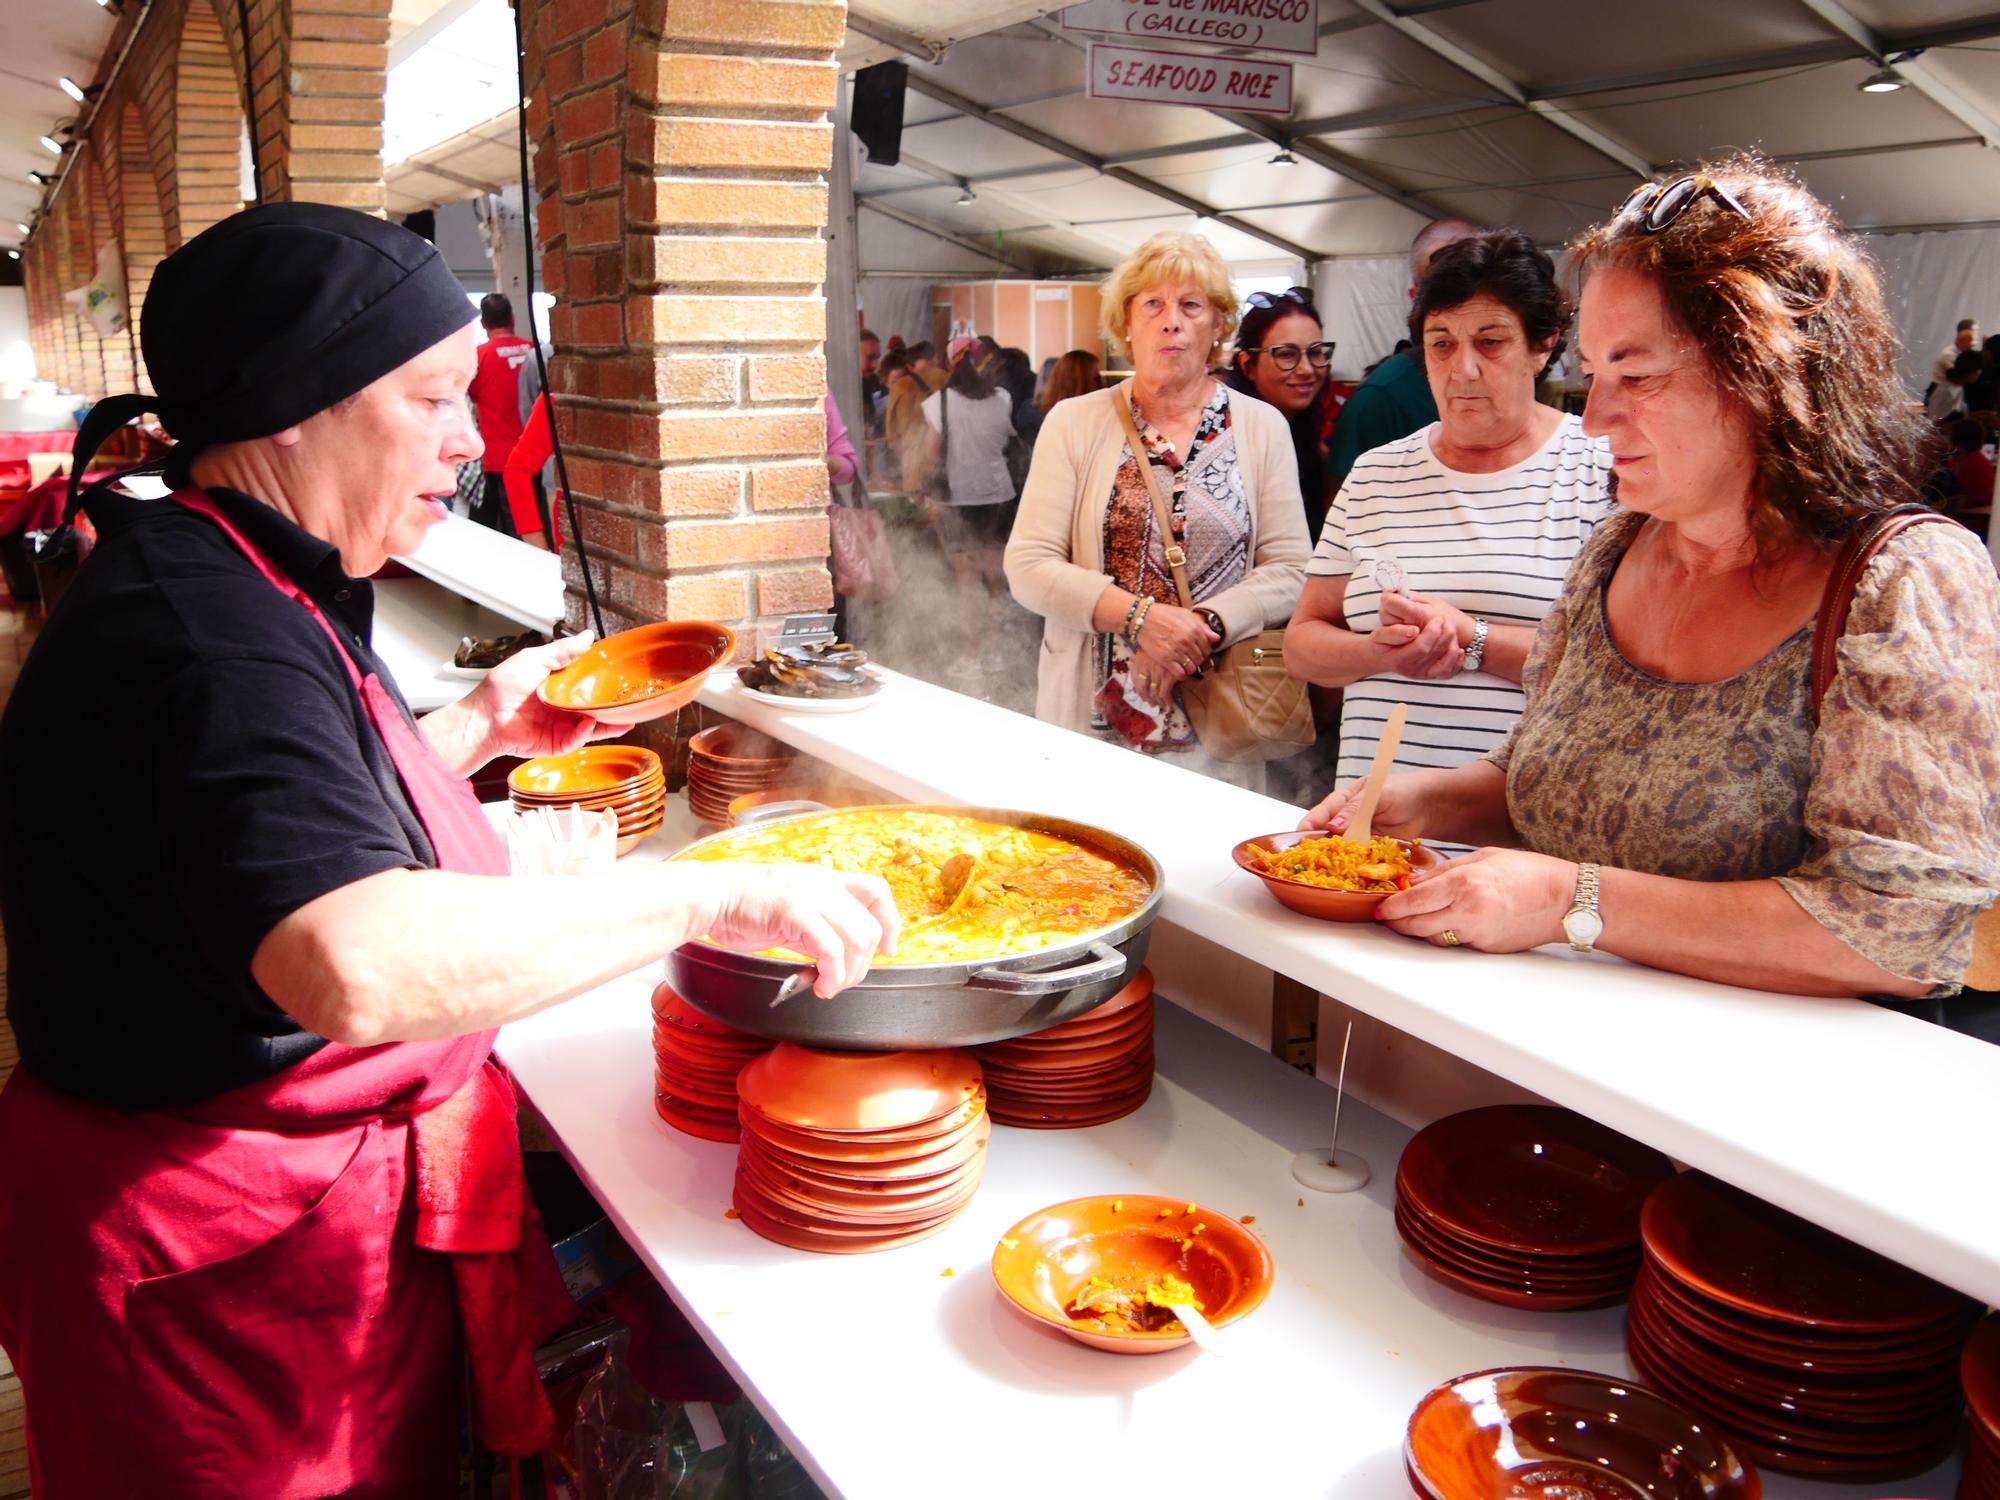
[1368,608,1463,680]
[1378,589,1472,648]
[1129,647,1178,707]
[463,632,620,761]
[707,866,902,997]
[1136,602,1219,681]
[1299,771,1430,839]
[1375,848,1575,952]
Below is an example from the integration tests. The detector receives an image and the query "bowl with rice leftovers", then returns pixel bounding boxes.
[1232,830,1441,922]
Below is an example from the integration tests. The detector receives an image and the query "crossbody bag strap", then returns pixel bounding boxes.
[1810,505,1955,724]
[1111,383,1196,610]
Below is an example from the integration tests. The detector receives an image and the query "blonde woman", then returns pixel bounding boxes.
[1005,232,1309,791]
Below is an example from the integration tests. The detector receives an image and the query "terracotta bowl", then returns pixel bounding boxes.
[1405,1366,1760,1500]
[735,1044,982,1133]
[508,744,663,798]
[1232,831,1442,921]
[537,622,734,725]
[990,1194,1273,1355]
[688,722,797,768]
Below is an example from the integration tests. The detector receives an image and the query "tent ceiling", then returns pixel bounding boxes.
[850,0,2000,271]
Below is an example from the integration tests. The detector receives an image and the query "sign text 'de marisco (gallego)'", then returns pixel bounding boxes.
[1061,0,1319,57]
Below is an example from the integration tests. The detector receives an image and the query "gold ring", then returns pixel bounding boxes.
[1439,929,1462,947]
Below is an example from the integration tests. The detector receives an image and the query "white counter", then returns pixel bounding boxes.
[497,892,1957,1499]
[678,665,2000,1311]
[393,513,564,634]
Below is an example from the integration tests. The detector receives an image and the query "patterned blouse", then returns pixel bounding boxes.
[1492,508,2000,991]
[1091,384,1251,752]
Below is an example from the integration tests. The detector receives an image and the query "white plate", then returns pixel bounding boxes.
[439,660,491,681]
[734,669,883,714]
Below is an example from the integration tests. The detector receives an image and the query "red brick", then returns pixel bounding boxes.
[621,465,742,518]
[663,516,828,569]
[575,505,638,558]
[587,141,619,191]
[551,0,610,45]
[582,25,625,86]
[570,301,624,348]
[564,195,620,248]
[558,150,589,198]
[544,43,583,100]
[757,567,834,615]
[750,462,830,512]
[556,84,619,144]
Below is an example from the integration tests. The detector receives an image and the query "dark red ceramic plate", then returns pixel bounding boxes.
[1643,1172,1979,1334]
[1397,1105,1675,1257]
[1398,1193,1643,1274]
[1968,1315,2000,1442]
[1641,1260,1977,1369]
[1400,1226,1630,1312]
[1396,1205,1637,1291]
[1404,1366,1758,1500]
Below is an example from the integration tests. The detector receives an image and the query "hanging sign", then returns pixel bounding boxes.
[1086,42,1293,116]
[1062,0,1319,57]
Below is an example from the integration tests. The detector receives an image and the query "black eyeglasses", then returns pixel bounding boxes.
[1614,173,1750,232]
[1245,286,1316,313]
[1244,341,1335,372]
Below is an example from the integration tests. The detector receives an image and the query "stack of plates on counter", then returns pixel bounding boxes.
[732,1044,988,1253]
[1962,1315,2000,1498]
[685,723,799,828]
[509,745,666,854]
[1628,1170,1979,1481]
[1395,1105,1673,1311]
[972,968,1154,1128]
[651,982,775,1143]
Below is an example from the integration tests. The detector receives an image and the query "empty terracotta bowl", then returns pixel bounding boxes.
[1405,1367,1760,1500]
[736,1044,982,1133]
[537,622,734,725]
[990,1194,1273,1354]
[509,744,664,798]
[688,722,796,767]
[1233,831,1443,921]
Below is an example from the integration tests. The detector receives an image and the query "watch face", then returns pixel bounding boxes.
[1564,908,1604,946]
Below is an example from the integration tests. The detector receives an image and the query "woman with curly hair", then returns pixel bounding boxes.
[1306,156,2000,1015]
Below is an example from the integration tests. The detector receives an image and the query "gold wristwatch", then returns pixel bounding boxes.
[1562,862,1603,952]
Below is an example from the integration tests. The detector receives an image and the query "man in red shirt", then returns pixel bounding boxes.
[466,293,534,535]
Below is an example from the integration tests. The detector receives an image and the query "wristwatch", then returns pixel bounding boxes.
[1562,862,1603,952]
[1460,616,1490,675]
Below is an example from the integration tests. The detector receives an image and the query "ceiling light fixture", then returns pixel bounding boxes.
[27,170,50,185]
[14,223,28,236]
[59,77,89,103]
[1859,66,1905,93]
[6,251,19,261]
[1268,149,1297,166]
[954,184,976,206]
[39,135,64,155]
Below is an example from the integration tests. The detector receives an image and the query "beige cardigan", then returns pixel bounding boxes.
[1004,379,1311,733]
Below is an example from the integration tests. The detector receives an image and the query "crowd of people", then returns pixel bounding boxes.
[839,155,2000,1017]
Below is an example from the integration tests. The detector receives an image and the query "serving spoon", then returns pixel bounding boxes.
[1345,702,1408,845]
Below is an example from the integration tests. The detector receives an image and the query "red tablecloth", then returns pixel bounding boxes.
[0,471,115,539]
[0,431,75,462]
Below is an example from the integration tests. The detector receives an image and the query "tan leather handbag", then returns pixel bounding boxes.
[1812,504,2000,989]
[1112,391,1314,763]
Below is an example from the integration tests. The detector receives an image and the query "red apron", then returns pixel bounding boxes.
[0,489,567,1498]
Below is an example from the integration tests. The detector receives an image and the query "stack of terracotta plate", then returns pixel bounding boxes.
[972,968,1154,1128]
[1963,1316,2000,1498]
[651,982,774,1143]
[685,724,799,827]
[509,745,666,853]
[1395,1105,1673,1311]
[1627,1171,1978,1481]
[732,1044,988,1253]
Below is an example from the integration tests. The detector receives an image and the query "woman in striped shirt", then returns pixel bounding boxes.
[1284,230,1611,834]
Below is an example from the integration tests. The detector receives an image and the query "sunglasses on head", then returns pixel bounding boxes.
[1245,340,1335,372]
[1614,173,1751,232]
[1245,286,1316,313]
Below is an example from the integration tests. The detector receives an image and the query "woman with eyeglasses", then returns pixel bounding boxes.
[1224,287,1336,542]
[1006,231,1310,791]
[1286,228,1612,846]
[1302,157,2000,1021]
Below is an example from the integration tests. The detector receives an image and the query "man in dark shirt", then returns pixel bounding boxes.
[1325,217,1485,495]
[0,203,898,1498]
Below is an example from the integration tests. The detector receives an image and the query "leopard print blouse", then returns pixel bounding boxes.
[1491,509,2000,990]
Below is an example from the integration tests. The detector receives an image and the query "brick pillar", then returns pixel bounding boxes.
[274,0,392,212]
[116,103,169,394]
[177,0,251,239]
[526,0,845,645]
[83,154,134,395]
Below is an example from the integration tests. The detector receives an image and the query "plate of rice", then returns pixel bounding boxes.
[1232,830,1443,922]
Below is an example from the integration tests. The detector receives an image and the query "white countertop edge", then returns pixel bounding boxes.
[692,664,2000,1308]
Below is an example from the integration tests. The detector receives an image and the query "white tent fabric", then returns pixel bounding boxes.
[1311,255,1414,382]
[859,276,938,350]
[1863,228,2000,398]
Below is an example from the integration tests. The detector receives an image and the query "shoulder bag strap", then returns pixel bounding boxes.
[1810,505,1956,723]
[1111,382,1196,610]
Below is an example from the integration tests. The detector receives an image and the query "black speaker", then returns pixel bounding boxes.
[851,61,907,167]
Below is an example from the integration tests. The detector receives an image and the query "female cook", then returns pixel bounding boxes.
[0,204,898,1498]
[1304,157,2000,1004]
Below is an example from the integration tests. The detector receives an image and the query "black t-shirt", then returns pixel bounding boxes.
[0,486,437,1110]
